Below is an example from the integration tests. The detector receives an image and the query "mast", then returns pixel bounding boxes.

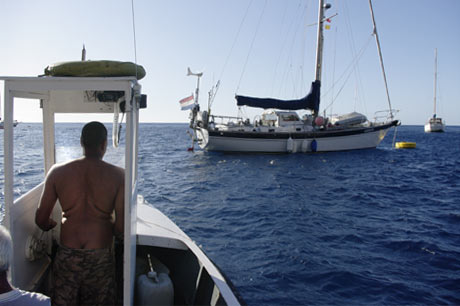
[81,44,86,61]
[368,0,393,120]
[314,0,330,116]
[187,67,203,105]
[314,0,330,82]
[433,48,437,117]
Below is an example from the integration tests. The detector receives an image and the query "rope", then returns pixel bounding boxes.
[392,125,398,148]
[131,0,139,79]
[236,0,268,93]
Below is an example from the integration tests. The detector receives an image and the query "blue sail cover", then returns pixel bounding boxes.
[236,80,320,112]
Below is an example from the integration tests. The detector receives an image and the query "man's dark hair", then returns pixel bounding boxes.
[81,121,107,149]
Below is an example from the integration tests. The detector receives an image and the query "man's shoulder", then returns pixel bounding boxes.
[49,158,124,181]
[49,158,82,171]
[47,159,81,178]
[103,161,125,177]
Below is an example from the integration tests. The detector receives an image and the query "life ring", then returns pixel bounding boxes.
[44,60,146,80]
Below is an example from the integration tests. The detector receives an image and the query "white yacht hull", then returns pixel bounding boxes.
[424,120,445,133]
[196,121,398,153]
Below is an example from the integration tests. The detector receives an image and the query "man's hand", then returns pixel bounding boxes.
[44,218,57,231]
[36,216,57,231]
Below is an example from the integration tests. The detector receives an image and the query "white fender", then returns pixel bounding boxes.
[301,140,308,153]
[287,137,294,153]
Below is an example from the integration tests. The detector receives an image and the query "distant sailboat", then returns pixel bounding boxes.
[424,48,445,133]
[0,97,18,129]
[0,120,19,129]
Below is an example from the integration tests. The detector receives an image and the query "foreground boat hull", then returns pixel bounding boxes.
[136,200,243,305]
[196,121,398,153]
[2,76,243,306]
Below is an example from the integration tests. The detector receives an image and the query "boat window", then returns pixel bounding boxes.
[280,114,300,122]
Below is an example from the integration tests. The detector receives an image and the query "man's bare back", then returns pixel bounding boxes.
[35,122,124,249]
[35,121,122,305]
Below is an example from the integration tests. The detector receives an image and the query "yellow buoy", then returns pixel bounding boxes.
[395,142,416,149]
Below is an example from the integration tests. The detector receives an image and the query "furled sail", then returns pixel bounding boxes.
[236,80,320,112]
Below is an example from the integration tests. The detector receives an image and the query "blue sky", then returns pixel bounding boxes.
[1,0,459,125]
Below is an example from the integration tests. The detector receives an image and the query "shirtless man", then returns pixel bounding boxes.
[35,121,124,306]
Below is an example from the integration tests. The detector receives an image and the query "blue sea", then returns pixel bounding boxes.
[1,123,459,305]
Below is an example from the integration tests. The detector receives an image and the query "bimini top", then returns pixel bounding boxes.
[236,80,320,112]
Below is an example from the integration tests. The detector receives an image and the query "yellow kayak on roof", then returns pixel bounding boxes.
[395,142,416,149]
[44,60,146,80]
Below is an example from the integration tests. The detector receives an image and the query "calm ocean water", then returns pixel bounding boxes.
[1,123,459,305]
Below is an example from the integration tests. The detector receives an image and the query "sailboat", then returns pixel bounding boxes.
[185,0,399,153]
[0,97,18,129]
[1,74,243,305]
[0,119,18,129]
[424,48,445,133]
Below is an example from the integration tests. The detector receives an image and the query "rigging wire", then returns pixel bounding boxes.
[219,0,254,82]
[269,2,290,96]
[270,0,305,97]
[299,1,311,96]
[236,0,268,94]
[329,25,337,116]
[278,2,308,98]
[111,0,139,148]
[322,34,373,112]
[437,68,444,116]
[342,0,367,115]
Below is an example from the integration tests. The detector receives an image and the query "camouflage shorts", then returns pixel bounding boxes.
[52,245,116,306]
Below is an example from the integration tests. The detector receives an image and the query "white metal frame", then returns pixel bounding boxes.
[1,76,140,305]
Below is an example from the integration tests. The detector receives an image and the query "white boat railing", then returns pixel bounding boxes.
[209,114,247,126]
[373,109,399,123]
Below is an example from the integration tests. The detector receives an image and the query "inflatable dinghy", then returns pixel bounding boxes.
[44,60,146,80]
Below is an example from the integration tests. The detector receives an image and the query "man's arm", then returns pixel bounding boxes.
[114,170,125,239]
[35,168,58,231]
